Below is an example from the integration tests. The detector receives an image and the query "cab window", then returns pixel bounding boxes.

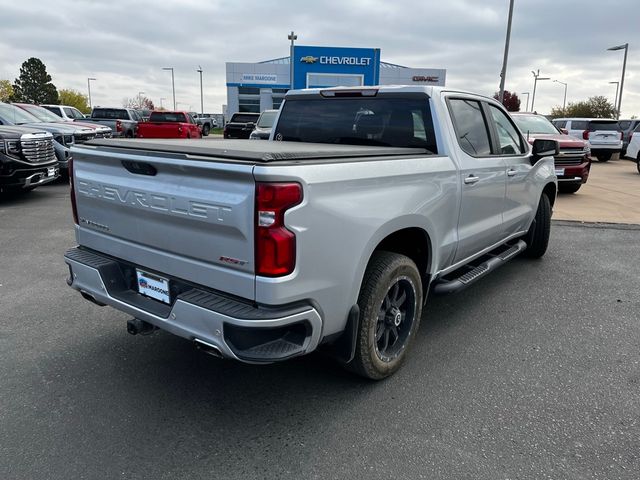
[488,105,524,155]
[448,99,491,156]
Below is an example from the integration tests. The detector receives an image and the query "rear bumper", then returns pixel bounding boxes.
[64,247,323,363]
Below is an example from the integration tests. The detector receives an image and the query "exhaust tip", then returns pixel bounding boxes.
[194,338,224,359]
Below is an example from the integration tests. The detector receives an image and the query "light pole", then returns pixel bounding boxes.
[553,80,568,111]
[607,43,628,118]
[197,66,204,114]
[608,81,620,113]
[160,97,166,109]
[288,31,297,90]
[530,70,550,112]
[522,92,530,112]
[162,67,176,110]
[137,91,145,109]
[498,0,515,104]
[87,77,96,109]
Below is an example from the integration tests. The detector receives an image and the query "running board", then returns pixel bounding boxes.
[432,240,527,295]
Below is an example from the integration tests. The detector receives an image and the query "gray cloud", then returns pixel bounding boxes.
[0,0,637,116]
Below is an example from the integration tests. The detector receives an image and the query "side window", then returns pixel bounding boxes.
[488,105,524,155]
[571,120,587,130]
[448,99,491,156]
[555,120,566,128]
[411,110,427,141]
[63,107,75,118]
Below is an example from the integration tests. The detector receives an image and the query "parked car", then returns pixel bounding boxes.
[14,103,113,141]
[617,119,640,157]
[223,112,260,139]
[79,107,142,138]
[0,126,59,194]
[551,118,622,162]
[625,124,640,174]
[136,109,151,122]
[0,102,93,171]
[41,104,87,122]
[190,113,217,136]
[137,111,201,139]
[512,113,591,193]
[249,109,279,140]
[65,85,557,379]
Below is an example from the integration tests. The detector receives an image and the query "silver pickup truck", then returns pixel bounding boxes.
[64,86,558,379]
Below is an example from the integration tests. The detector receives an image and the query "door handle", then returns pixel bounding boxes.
[464,175,480,185]
[507,169,517,177]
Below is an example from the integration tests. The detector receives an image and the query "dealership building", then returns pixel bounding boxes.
[225,45,446,119]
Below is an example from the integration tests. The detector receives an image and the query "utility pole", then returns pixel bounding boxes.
[288,31,297,90]
[162,67,176,110]
[498,0,515,104]
[197,66,204,114]
[521,92,530,111]
[607,43,628,118]
[553,80,567,110]
[87,77,96,109]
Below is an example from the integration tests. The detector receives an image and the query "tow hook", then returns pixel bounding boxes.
[126,318,157,336]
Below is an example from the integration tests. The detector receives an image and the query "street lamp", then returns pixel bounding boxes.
[607,43,628,118]
[498,0,515,103]
[197,66,204,114]
[160,97,166,109]
[137,91,145,109]
[162,67,176,110]
[521,92,530,112]
[608,81,620,112]
[87,77,96,109]
[530,70,550,112]
[553,80,568,110]
[288,31,297,90]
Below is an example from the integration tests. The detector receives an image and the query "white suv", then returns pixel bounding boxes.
[552,118,622,162]
[625,124,640,174]
[41,104,88,122]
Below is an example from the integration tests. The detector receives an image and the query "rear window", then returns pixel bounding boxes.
[149,112,187,123]
[230,113,259,123]
[618,120,631,130]
[588,121,620,131]
[273,96,437,152]
[92,108,129,120]
[257,111,278,128]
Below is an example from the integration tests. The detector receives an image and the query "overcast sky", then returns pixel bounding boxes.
[1,0,638,116]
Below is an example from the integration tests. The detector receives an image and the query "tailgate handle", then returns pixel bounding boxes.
[122,161,157,176]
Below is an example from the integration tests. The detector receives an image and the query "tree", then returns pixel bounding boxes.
[58,88,90,113]
[493,90,521,112]
[0,80,14,102]
[12,57,58,104]
[550,96,617,119]
[123,96,154,110]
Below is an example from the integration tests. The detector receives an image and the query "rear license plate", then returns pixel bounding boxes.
[136,269,171,304]
[555,168,565,176]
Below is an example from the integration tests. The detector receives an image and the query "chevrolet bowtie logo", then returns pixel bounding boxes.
[300,56,318,64]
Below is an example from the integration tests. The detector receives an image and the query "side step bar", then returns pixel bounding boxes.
[432,240,527,295]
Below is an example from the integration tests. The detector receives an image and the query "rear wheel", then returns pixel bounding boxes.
[558,183,581,194]
[597,153,612,162]
[125,130,134,138]
[348,251,423,380]
[202,124,210,136]
[636,153,640,174]
[523,193,551,258]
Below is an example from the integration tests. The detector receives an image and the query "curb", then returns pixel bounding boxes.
[552,219,640,230]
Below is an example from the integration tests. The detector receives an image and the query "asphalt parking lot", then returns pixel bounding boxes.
[1,181,639,480]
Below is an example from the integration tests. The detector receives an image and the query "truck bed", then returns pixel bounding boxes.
[84,138,428,163]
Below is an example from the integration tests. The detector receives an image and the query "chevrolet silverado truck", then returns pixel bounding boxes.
[79,107,141,138]
[223,112,260,139]
[137,111,202,139]
[64,86,558,379]
[0,126,59,194]
[190,113,217,136]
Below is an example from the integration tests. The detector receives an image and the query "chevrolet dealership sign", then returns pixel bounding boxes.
[240,73,278,84]
[301,55,372,66]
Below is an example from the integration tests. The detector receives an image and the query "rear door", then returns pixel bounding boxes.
[587,120,621,148]
[446,96,507,262]
[73,146,257,300]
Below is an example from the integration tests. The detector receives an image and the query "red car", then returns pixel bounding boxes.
[137,111,201,139]
[512,113,591,194]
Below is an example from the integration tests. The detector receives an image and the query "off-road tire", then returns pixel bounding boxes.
[523,193,551,258]
[558,183,581,194]
[597,153,612,162]
[347,251,423,380]
[202,124,210,136]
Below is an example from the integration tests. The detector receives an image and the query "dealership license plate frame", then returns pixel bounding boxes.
[136,269,171,304]
[555,168,565,176]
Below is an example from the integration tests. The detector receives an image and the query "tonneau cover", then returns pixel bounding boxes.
[82,138,427,162]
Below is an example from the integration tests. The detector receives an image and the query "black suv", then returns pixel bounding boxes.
[223,112,260,139]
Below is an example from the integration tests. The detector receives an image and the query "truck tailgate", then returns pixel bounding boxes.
[72,145,256,300]
[138,123,186,138]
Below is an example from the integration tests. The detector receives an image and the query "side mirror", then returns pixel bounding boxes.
[531,138,559,165]
[560,128,569,135]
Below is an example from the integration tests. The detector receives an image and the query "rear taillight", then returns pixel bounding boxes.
[69,157,78,225]
[116,120,123,133]
[620,131,624,140]
[582,130,589,140]
[255,182,302,277]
